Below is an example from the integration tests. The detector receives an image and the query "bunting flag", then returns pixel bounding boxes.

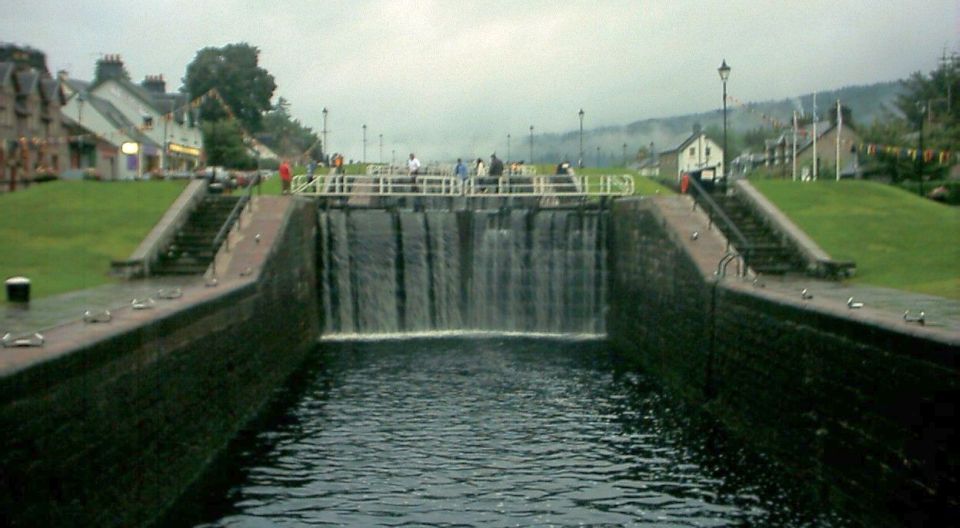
[5,86,272,153]
[853,142,956,165]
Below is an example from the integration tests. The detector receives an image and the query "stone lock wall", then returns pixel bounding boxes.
[0,199,320,527]
[608,196,959,526]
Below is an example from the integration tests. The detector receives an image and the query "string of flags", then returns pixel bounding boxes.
[5,86,265,153]
[725,94,957,165]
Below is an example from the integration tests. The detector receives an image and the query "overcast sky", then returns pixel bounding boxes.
[3,0,957,161]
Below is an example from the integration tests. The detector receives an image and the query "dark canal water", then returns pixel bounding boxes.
[171,337,847,527]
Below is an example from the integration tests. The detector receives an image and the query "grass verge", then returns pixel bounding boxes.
[752,180,960,299]
[0,180,187,302]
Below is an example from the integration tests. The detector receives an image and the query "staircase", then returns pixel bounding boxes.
[709,192,806,275]
[152,195,241,275]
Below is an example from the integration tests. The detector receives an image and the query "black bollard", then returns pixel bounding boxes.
[5,276,30,303]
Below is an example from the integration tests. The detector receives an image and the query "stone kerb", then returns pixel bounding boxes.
[110,179,208,278]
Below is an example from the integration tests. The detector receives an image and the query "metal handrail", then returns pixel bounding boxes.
[210,172,260,261]
[291,173,634,197]
[686,176,752,258]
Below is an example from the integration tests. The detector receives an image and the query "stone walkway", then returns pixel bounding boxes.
[1,276,203,336]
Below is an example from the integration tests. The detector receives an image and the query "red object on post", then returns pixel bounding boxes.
[680,173,690,194]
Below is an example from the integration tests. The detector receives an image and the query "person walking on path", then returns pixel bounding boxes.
[279,159,292,194]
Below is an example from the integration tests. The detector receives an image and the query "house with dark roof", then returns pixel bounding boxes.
[0,44,68,191]
[59,55,203,179]
[657,125,724,183]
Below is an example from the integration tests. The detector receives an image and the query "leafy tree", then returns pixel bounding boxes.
[202,119,254,169]
[260,96,322,160]
[184,43,277,133]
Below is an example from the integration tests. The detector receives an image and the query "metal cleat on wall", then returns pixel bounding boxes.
[132,298,156,310]
[157,287,183,300]
[903,310,925,325]
[1,332,44,348]
[83,310,112,323]
[847,297,864,309]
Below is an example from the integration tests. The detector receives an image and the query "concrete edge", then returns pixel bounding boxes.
[111,179,208,278]
[734,180,853,277]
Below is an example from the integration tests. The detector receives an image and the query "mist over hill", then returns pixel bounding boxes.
[525,80,904,167]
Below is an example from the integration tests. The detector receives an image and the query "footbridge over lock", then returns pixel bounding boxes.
[290,169,635,201]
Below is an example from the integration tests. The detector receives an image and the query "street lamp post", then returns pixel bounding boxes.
[322,107,328,163]
[362,124,367,163]
[718,60,731,186]
[507,134,511,161]
[379,134,383,164]
[529,125,534,164]
[622,142,627,167]
[596,145,600,168]
[578,109,585,168]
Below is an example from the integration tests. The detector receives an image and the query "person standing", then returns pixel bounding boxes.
[455,158,468,182]
[408,153,421,176]
[279,159,292,194]
[489,153,504,192]
[475,158,487,192]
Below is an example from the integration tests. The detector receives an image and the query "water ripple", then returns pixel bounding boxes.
[182,338,846,527]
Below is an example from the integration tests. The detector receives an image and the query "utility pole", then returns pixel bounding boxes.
[792,111,798,181]
[622,142,627,167]
[916,101,926,196]
[362,124,367,163]
[507,133,511,161]
[812,93,818,181]
[379,134,383,164]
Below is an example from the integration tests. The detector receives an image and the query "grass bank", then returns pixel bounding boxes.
[0,180,187,302]
[752,180,960,299]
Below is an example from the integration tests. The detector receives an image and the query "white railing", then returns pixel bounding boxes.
[292,174,634,197]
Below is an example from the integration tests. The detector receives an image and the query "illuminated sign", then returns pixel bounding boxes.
[167,143,201,157]
[120,142,139,155]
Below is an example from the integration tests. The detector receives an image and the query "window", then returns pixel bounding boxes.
[142,116,153,130]
[706,147,711,156]
[689,147,695,156]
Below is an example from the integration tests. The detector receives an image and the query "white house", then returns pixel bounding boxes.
[658,126,724,182]
[60,55,203,179]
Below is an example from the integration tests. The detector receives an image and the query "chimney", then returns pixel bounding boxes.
[692,123,702,135]
[141,74,166,94]
[95,54,127,83]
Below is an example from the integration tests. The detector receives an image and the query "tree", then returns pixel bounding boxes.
[260,97,322,159]
[202,119,254,169]
[184,43,277,133]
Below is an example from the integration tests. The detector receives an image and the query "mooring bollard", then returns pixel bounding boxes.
[5,276,30,303]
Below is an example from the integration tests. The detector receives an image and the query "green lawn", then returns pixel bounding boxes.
[0,180,187,301]
[753,180,960,299]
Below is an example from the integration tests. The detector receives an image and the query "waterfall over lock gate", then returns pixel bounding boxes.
[318,208,607,336]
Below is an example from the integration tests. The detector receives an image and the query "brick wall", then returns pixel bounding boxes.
[0,200,319,527]
[609,196,960,526]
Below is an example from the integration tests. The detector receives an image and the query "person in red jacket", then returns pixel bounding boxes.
[279,159,291,194]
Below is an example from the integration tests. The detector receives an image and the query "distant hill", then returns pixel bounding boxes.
[534,80,904,167]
